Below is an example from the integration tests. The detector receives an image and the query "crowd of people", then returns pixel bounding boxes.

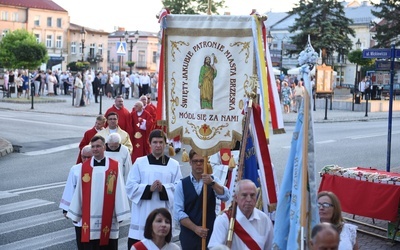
[58,93,359,249]
[2,68,159,105]
[276,77,308,114]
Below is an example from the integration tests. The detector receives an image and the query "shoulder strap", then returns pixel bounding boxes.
[133,241,147,250]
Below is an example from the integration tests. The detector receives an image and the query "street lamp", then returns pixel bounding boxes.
[125,30,139,74]
[267,30,274,49]
[80,27,86,62]
[352,38,362,111]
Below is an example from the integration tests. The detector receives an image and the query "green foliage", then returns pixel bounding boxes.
[0,29,48,69]
[288,0,355,65]
[162,0,226,14]
[347,49,374,67]
[76,61,90,70]
[126,61,135,67]
[371,0,400,48]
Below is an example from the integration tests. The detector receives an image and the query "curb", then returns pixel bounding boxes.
[0,138,13,158]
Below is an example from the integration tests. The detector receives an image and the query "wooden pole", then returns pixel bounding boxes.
[300,85,310,249]
[226,100,253,248]
[202,156,208,250]
[207,0,212,15]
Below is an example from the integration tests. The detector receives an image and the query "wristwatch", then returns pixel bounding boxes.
[209,181,216,187]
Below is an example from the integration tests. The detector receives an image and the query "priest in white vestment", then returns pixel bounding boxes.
[105,133,132,183]
[125,129,182,248]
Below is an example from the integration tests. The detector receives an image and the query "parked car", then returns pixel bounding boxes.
[382,84,400,100]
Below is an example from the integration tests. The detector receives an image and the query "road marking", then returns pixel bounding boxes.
[0,116,88,129]
[6,181,66,194]
[347,131,400,140]
[0,199,54,215]
[0,210,64,234]
[1,222,131,250]
[23,143,79,156]
[0,191,18,199]
[316,140,336,144]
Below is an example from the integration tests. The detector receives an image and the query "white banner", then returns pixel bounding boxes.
[164,15,258,156]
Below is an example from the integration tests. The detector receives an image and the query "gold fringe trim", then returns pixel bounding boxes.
[181,148,189,162]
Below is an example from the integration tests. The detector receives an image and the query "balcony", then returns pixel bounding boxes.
[87,54,103,63]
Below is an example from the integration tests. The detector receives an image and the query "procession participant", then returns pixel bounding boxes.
[105,95,132,137]
[208,179,274,250]
[131,208,180,250]
[105,133,132,183]
[97,112,133,154]
[125,129,182,248]
[310,223,340,250]
[76,115,106,164]
[130,101,153,163]
[60,145,93,250]
[174,149,230,249]
[67,136,131,249]
[140,95,156,127]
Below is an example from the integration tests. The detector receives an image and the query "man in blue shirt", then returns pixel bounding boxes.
[174,149,230,250]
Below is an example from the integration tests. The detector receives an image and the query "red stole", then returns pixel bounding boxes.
[133,241,147,250]
[225,211,261,250]
[81,158,119,245]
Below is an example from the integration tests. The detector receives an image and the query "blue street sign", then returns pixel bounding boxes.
[396,49,400,58]
[375,61,400,71]
[363,49,391,58]
[116,42,127,55]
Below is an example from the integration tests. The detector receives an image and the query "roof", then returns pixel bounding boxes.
[70,23,110,35]
[0,0,67,12]
[109,30,158,38]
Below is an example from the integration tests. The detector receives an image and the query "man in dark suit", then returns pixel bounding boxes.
[92,72,102,103]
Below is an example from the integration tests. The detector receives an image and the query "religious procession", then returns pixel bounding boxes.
[53,7,363,250]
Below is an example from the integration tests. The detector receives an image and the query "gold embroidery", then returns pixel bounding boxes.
[102,226,110,237]
[82,222,89,234]
[134,132,142,139]
[106,171,116,194]
[82,173,91,182]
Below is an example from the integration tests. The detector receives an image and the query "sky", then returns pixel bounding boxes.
[52,0,299,33]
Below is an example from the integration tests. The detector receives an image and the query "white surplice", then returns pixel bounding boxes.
[67,157,131,240]
[59,163,82,227]
[105,144,132,183]
[125,156,182,240]
[130,238,180,250]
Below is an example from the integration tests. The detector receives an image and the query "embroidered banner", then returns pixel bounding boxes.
[163,15,261,156]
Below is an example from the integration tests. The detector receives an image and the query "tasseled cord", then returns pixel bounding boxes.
[169,143,175,156]
[181,148,189,162]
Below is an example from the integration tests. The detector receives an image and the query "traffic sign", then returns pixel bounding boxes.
[116,42,127,55]
[375,61,400,71]
[396,49,400,58]
[363,49,391,58]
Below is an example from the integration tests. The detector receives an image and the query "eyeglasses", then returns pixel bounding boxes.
[108,118,117,120]
[317,202,334,209]
[191,159,205,164]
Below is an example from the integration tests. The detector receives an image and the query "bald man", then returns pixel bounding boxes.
[310,222,340,250]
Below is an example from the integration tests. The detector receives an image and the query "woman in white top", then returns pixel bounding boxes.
[85,74,93,104]
[74,73,83,107]
[131,208,179,250]
[318,191,359,250]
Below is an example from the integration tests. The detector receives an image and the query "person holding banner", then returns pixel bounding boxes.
[125,129,182,249]
[174,149,230,249]
[208,179,274,250]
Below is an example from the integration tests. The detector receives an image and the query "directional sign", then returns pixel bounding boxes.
[396,49,400,58]
[375,61,400,71]
[116,42,127,55]
[363,49,391,58]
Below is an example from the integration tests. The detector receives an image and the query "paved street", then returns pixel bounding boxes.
[1,93,400,249]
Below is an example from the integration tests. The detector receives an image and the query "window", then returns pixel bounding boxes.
[56,36,62,48]
[47,17,52,27]
[71,42,76,54]
[11,13,18,22]
[98,44,103,56]
[89,43,95,57]
[152,51,157,63]
[57,18,62,28]
[138,50,146,64]
[34,16,40,26]
[34,34,40,43]
[1,11,8,21]
[79,42,83,54]
[46,35,53,48]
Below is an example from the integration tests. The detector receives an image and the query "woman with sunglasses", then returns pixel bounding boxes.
[318,191,359,250]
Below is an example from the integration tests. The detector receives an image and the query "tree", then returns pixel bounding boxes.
[347,49,374,85]
[371,0,400,48]
[287,0,355,65]
[162,0,226,14]
[0,29,48,69]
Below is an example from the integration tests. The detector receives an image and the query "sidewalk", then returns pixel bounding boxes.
[1,94,399,248]
[1,94,400,157]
